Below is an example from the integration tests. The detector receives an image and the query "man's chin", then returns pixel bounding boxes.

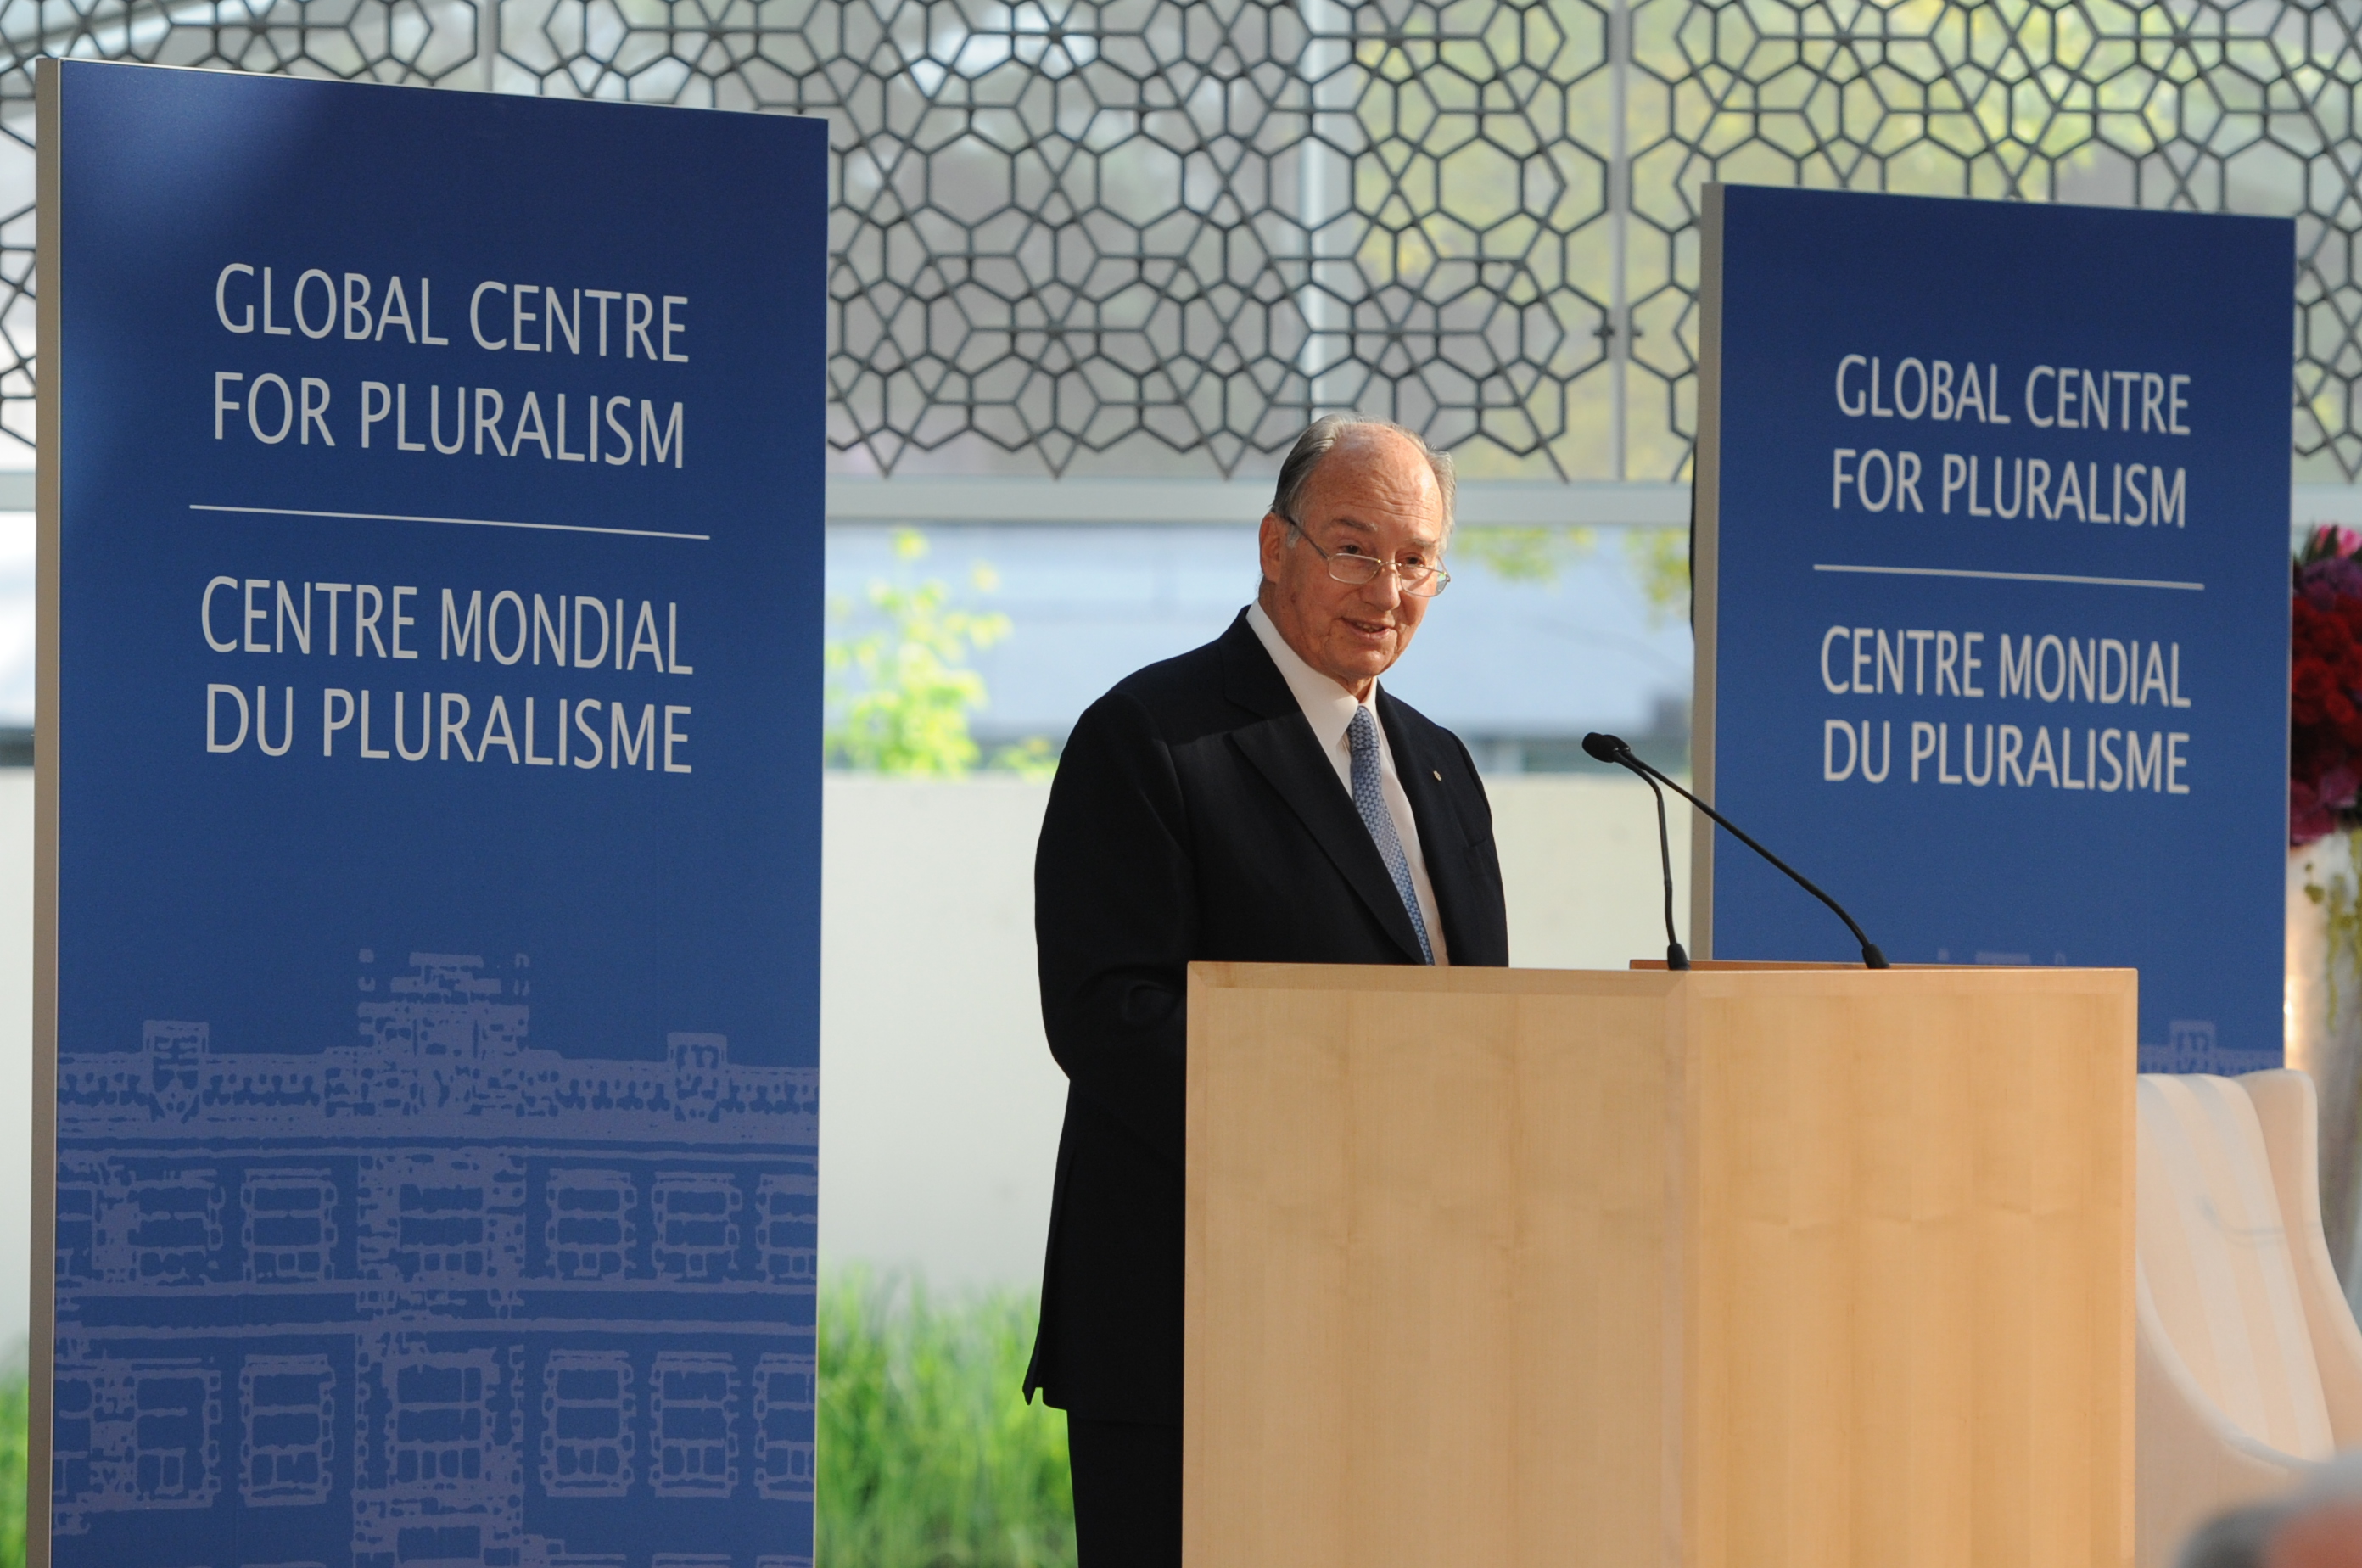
[1324,640,1398,682]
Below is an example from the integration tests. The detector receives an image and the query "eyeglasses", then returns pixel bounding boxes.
[1281,518,1452,597]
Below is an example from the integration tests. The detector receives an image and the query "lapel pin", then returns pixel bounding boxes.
[1431,770,1441,781]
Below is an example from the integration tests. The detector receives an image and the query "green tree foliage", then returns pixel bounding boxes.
[1448,525,1597,584]
[820,1270,1075,1568]
[984,736,1061,782]
[1451,524,1688,623]
[826,531,1013,776]
[1620,526,1690,624]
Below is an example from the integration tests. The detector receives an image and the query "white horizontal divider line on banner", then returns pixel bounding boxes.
[1813,562,2204,592]
[188,501,710,541]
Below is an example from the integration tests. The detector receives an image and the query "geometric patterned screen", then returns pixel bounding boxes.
[0,0,2351,482]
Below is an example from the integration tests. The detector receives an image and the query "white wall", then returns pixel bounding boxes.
[1486,775,1693,972]
[820,777,1066,1290]
[818,772,1686,1287]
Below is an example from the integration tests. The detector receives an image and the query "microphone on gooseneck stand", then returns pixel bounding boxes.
[1582,732,1890,971]
[1611,750,1688,971]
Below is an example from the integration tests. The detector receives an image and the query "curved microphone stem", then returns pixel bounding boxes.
[1635,768,1689,970]
[1604,739,1889,970]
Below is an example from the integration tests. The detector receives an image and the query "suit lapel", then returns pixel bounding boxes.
[1219,615,1428,963]
[1380,691,1491,963]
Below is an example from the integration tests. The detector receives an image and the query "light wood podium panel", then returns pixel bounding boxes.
[1184,961,2135,1568]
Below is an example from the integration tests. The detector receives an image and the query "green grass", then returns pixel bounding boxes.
[0,1372,21,1568]
[0,1281,1063,1568]
[820,1269,1076,1568]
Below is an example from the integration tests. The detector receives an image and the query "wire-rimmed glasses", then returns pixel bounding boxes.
[1280,518,1452,597]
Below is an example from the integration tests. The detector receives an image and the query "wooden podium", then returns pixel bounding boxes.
[1184,961,2136,1568]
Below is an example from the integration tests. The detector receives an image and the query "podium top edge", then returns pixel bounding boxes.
[1186,960,2138,999]
[1626,959,2110,972]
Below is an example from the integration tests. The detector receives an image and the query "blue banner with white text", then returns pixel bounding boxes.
[1705,184,2290,1072]
[45,61,824,1567]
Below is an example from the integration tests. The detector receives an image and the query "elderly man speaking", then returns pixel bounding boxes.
[1023,415,1512,1563]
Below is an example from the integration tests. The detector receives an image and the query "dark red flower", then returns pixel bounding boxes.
[2298,780,2337,845]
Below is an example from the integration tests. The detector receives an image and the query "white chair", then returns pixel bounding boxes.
[2137,1071,2362,1565]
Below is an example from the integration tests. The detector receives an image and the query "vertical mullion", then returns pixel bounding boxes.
[1610,0,1630,482]
[1299,0,1346,422]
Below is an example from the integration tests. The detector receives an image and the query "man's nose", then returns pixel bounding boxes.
[1358,568,1404,608]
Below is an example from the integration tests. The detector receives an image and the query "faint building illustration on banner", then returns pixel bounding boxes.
[53,950,818,1568]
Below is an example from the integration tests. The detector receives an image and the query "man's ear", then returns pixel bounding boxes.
[1257,512,1288,583]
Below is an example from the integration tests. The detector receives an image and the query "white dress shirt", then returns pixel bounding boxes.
[1245,601,1448,964]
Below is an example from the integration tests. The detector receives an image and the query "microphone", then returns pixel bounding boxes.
[1592,735,1689,971]
[1582,732,1890,970]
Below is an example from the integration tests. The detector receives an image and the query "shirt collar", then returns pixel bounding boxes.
[1246,599,1373,755]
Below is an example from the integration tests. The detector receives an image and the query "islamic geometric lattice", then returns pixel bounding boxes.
[0,2,2359,481]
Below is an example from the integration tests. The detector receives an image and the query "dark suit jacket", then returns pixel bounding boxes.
[1025,608,1510,1422]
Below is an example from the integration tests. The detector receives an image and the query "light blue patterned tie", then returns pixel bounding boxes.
[1347,705,1434,964]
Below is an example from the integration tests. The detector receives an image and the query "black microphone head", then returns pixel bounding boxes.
[1581,731,1628,764]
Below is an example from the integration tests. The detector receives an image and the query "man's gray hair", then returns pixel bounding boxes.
[1269,415,1457,539]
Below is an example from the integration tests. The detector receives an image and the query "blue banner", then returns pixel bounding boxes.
[41,62,825,1567]
[1699,184,2291,1072]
